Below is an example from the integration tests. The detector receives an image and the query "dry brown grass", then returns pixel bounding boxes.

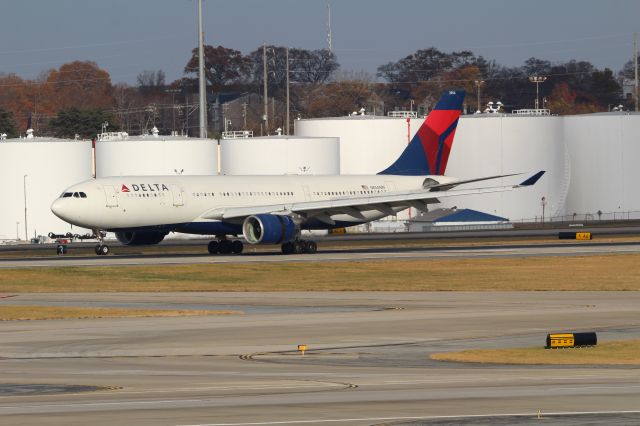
[431,340,640,365]
[1,254,640,292]
[0,306,241,321]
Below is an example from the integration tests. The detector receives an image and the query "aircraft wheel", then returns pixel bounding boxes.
[57,244,67,255]
[207,240,219,254]
[97,245,109,256]
[219,240,232,254]
[293,241,304,254]
[305,240,317,254]
[94,244,101,255]
[231,240,244,254]
[281,241,294,255]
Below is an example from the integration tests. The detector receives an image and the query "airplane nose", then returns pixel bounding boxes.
[51,198,70,221]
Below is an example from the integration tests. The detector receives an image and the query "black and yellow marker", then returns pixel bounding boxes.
[558,232,592,240]
[558,232,593,241]
[546,332,597,348]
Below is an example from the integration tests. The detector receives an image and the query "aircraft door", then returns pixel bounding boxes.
[170,184,184,206]
[104,186,118,207]
[302,185,311,201]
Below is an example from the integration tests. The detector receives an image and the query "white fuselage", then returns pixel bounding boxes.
[51,174,458,233]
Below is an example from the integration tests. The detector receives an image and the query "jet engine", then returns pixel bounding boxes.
[242,214,296,244]
[115,231,167,245]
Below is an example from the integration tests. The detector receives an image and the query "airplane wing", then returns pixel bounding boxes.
[201,171,545,224]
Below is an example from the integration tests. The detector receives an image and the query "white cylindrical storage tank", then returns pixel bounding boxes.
[0,139,92,240]
[296,116,415,175]
[220,136,339,175]
[564,113,640,219]
[439,115,569,221]
[96,137,217,177]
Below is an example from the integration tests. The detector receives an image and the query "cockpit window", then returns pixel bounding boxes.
[79,192,87,198]
[62,192,73,198]
[73,192,80,198]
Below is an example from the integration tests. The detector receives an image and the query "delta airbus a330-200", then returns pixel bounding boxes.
[51,90,544,256]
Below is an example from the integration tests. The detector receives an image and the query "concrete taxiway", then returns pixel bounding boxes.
[0,292,639,425]
[1,240,640,269]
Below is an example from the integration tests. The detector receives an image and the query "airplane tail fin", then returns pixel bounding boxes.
[378,90,465,176]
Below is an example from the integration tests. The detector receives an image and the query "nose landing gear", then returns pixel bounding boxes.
[94,244,109,256]
[93,229,109,256]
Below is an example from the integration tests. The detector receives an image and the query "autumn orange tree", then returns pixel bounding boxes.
[0,74,36,132]
[304,81,375,117]
[43,60,114,111]
[0,61,117,136]
[546,82,599,115]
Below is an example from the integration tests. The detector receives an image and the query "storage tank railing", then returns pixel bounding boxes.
[511,109,551,116]
[387,111,418,118]
[222,130,253,139]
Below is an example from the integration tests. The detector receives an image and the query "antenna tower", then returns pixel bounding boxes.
[326,1,332,52]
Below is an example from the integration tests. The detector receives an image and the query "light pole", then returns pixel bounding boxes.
[242,102,247,129]
[474,80,485,112]
[263,43,268,135]
[529,76,547,110]
[16,222,19,240]
[286,47,290,135]
[197,0,207,138]
[23,174,28,241]
[541,196,547,225]
[165,89,180,134]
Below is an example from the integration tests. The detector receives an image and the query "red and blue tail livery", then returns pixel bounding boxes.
[379,90,465,176]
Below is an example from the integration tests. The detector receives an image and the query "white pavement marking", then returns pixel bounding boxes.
[92,382,345,396]
[176,410,640,426]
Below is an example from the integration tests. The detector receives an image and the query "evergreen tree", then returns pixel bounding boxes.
[49,109,115,139]
[0,108,18,138]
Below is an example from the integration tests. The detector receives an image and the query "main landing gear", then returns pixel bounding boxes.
[281,239,317,255]
[207,239,244,255]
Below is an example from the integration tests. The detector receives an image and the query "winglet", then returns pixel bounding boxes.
[519,171,545,186]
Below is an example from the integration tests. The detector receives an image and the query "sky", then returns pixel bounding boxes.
[1,0,639,85]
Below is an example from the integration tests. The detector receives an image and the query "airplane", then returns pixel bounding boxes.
[51,90,545,256]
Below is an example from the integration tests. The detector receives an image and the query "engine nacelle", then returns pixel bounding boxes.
[242,214,296,245]
[115,231,167,246]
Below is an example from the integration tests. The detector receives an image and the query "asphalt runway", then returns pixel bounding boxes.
[1,292,639,425]
[1,240,640,269]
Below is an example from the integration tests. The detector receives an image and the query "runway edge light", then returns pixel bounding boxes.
[298,344,308,356]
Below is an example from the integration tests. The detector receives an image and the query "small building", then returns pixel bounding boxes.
[408,208,512,232]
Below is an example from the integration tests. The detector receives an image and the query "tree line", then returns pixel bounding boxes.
[0,45,634,139]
